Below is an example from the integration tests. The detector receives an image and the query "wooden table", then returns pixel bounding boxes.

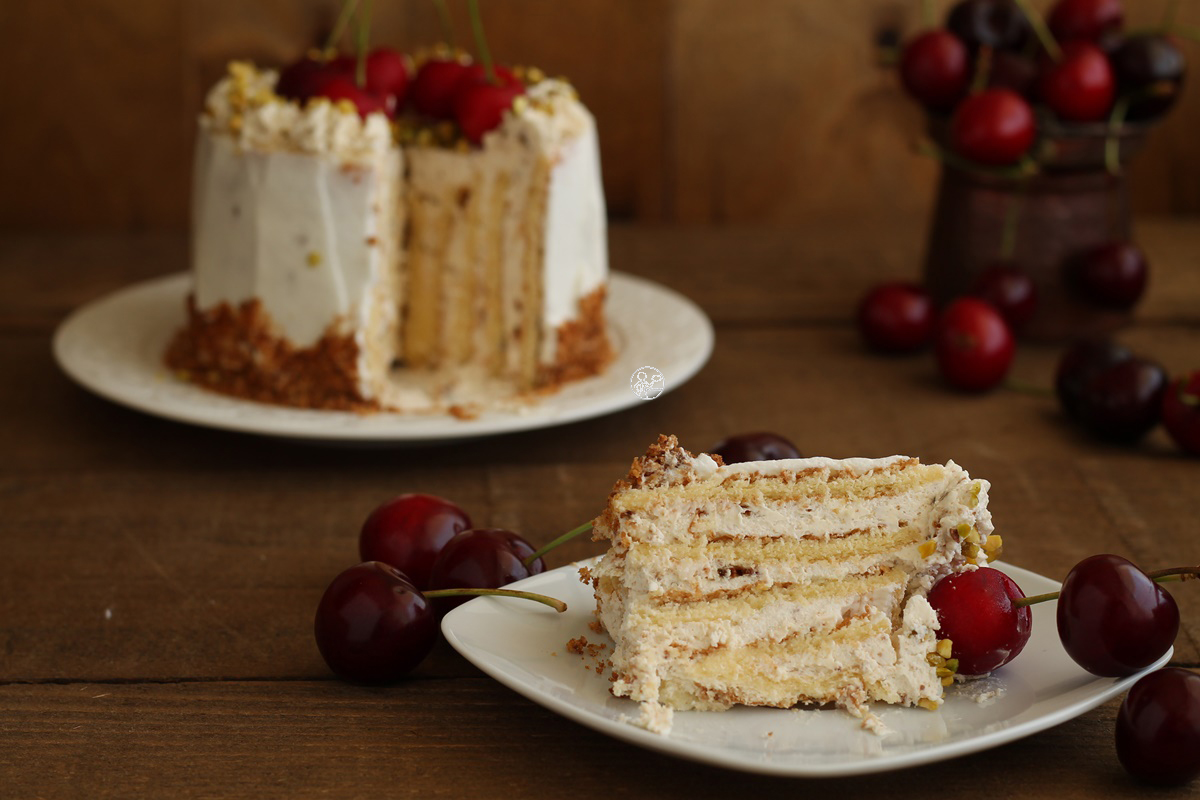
[2,220,1197,798]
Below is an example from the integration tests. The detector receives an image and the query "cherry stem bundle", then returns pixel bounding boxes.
[325,0,362,53]
[355,0,374,87]
[424,587,567,612]
[524,521,595,567]
[466,0,496,84]
[431,0,457,47]
[1011,0,1062,62]
[1015,566,1200,608]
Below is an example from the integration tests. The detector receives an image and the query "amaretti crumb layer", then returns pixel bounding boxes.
[586,435,1000,734]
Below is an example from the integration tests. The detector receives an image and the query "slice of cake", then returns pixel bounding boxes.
[586,435,999,734]
[166,57,611,413]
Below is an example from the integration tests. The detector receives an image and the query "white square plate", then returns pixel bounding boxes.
[442,558,1171,777]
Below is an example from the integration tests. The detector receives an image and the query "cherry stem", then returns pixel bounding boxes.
[970,46,994,93]
[524,521,595,567]
[355,0,373,88]
[1011,0,1062,61]
[1014,566,1200,607]
[466,0,496,85]
[916,140,1039,180]
[920,0,936,28]
[325,0,362,53]
[431,0,457,47]
[1167,23,1200,44]
[1005,378,1053,397]
[999,178,1027,260]
[423,587,567,613]
[1105,94,1132,176]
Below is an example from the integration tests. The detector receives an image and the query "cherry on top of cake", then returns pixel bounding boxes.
[262,44,578,149]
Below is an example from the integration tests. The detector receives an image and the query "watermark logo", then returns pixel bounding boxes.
[631,366,665,400]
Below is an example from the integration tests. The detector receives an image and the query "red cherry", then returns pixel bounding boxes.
[455,82,525,144]
[410,59,472,118]
[364,47,410,102]
[1066,241,1148,310]
[313,562,438,683]
[453,64,520,95]
[1074,356,1167,442]
[1048,0,1124,43]
[428,528,545,611]
[1162,372,1200,456]
[317,76,387,118]
[709,432,801,464]
[951,88,1036,166]
[276,56,344,101]
[1039,41,1115,122]
[927,567,1033,676]
[359,494,473,589]
[1057,554,1179,677]
[1116,668,1200,786]
[855,282,935,354]
[1055,339,1133,421]
[947,0,1032,53]
[969,263,1038,332]
[899,30,970,111]
[934,297,1015,391]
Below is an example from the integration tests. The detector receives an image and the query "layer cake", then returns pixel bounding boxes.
[166,60,611,413]
[586,435,1000,734]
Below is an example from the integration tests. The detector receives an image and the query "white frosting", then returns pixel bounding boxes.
[191,131,398,349]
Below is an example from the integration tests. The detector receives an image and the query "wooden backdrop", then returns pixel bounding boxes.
[3,0,1199,230]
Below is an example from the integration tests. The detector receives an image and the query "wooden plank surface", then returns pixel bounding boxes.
[1,221,1199,796]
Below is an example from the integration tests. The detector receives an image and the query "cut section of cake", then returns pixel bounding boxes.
[586,435,1000,734]
[166,58,611,413]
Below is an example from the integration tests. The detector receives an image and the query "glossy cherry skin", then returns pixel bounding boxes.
[316,76,387,118]
[1057,554,1179,677]
[1048,0,1124,43]
[1067,241,1148,309]
[1055,339,1133,421]
[934,298,1015,392]
[900,30,970,111]
[856,282,935,353]
[1162,372,1200,455]
[1075,356,1167,442]
[1039,41,1115,122]
[970,263,1038,332]
[951,89,1036,166]
[455,81,525,144]
[276,55,344,101]
[363,47,410,101]
[1116,668,1200,786]
[410,59,472,118]
[428,528,545,611]
[947,0,1031,52]
[927,568,1032,675]
[709,433,802,464]
[313,562,438,683]
[359,493,473,590]
[1113,34,1186,121]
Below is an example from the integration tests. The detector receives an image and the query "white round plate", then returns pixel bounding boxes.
[52,272,713,443]
[442,559,1171,778]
